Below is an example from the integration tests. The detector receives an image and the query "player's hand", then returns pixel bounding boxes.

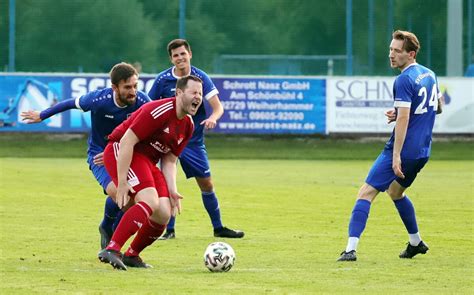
[436,98,443,115]
[392,154,405,179]
[385,109,397,124]
[93,152,104,166]
[169,191,183,216]
[20,110,42,123]
[200,118,217,130]
[116,181,134,209]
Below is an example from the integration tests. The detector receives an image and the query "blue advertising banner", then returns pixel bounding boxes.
[211,77,326,134]
[0,74,326,134]
[0,74,155,132]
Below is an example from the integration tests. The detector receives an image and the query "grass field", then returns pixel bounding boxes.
[0,135,473,294]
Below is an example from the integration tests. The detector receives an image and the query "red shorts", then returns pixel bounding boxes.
[104,142,169,198]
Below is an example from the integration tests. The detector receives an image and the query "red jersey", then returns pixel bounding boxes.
[108,98,194,164]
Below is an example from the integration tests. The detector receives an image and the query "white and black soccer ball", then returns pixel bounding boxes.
[204,242,235,272]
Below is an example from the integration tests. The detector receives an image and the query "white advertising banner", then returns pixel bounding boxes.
[327,77,474,134]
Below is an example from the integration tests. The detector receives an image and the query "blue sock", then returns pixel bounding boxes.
[100,196,121,235]
[167,216,176,231]
[394,195,419,234]
[112,210,124,232]
[348,199,371,238]
[202,191,223,229]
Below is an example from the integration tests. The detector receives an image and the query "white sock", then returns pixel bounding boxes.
[345,237,359,252]
[409,233,422,246]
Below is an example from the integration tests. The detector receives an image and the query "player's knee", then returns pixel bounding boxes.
[357,183,378,202]
[105,182,117,199]
[150,199,171,224]
[135,188,160,211]
[197,177,213,192]
[386,181,405,200]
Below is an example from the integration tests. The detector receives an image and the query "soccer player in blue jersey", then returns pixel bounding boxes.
[337,30,441,261]
[21,62,150,249]
[148,39,244,239]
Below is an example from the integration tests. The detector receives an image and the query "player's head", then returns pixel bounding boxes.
[175,75,203,118]
[167,39,192,72]
[389,30,420,70]
[109,62,139,106]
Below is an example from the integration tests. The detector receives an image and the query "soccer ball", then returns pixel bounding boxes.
[203,242,235,272]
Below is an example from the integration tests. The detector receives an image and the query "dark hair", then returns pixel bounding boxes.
[176,75,203,91]
[167,39,191,57]
[392,30,420,56]
[109,62,138,86]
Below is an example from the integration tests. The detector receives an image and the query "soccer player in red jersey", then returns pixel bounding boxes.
[98,75,203,270]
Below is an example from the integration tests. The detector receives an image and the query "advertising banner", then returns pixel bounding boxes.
[211,77,326,134]
[0,74,326,134]
[327,77,474,134]
[0,74,155,132]
[1,73,470,134]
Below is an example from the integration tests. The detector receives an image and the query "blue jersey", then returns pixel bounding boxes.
[75,88,150,156]
[384,63,441,159]
[148,66,219,145]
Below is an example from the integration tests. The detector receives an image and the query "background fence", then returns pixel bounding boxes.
[1,0,473,76]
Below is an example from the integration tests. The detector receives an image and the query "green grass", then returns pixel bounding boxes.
[1,151,473,293]
[0,133,473,160]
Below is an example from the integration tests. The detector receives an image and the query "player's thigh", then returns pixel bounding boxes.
[178,144,211,179]
[388,157,429,199]
[104,143,160,206]
[357,183,380,202]
[151,165,169,198]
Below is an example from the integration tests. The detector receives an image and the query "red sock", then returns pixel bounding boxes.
[106,202,152,252]
[125,219,166,257]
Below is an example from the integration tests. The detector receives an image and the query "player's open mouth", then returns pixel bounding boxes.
[191,101,200,108]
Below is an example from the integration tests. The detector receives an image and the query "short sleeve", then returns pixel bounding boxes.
[76,91,96,112]
[148,78,162,100]
[200,72,219,100]
[393,75,413,108]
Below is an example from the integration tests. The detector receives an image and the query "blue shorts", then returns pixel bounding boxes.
[88,156,112,194]
[365,151,429,192]
[178,144,211,179]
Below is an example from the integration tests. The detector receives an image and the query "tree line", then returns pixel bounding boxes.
[1,0,470,75]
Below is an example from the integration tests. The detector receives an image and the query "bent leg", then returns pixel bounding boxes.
[127,197,170,257]
[196,176,223,229]
[344,184,379,252]
[106,188,157,252]
[387,181,421,246]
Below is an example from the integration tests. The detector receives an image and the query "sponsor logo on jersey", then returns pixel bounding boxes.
[105,114,114,119]
[163,127,170,133]
[150,140,171,153]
